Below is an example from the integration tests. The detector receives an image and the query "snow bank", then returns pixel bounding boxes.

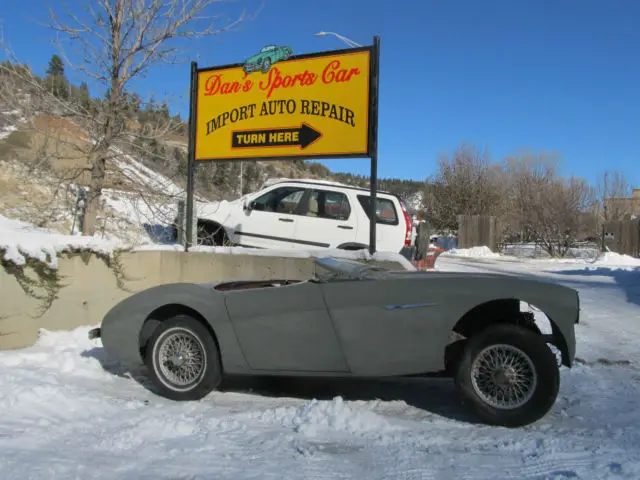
[2,261,640,478]
[0,326,108,373]
[247,396,399,437]
[0,214,121,268]
[441,246,501,258]
[594,251,640,267]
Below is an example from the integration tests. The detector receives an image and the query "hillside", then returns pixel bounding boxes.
[0,87,426,246]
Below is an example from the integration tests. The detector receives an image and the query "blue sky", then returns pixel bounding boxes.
[1,0,639,188]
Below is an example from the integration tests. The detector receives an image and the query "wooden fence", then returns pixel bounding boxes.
[456,215,498,251]
[602,218,640,258]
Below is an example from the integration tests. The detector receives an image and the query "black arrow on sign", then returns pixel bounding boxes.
[231,123,322,150]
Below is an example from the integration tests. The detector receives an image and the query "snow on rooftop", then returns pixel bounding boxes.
[260,177,350,189]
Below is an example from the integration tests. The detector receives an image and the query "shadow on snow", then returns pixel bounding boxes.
[80,346,481,425]
[545,267,640,309]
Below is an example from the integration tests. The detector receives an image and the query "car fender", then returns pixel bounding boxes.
[197,199,246,242]
[197,200,238,228]
[440,276,579,366]
[99,283,249,373]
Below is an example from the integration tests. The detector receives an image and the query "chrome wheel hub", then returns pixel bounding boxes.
[157,329,206,387]
[470,344,537,410]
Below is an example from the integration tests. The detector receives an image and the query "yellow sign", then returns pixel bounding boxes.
[194,48,372,161]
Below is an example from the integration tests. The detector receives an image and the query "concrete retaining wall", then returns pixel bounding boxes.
[0,250,407,350]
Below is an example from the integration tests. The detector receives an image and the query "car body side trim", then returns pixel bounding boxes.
[235,230,330,247]
[384,302,438,310]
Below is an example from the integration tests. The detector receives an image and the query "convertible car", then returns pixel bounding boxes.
[243,45,293,74]
[89,256,579,428]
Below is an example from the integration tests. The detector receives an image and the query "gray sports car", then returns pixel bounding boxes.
[89,256,579,428]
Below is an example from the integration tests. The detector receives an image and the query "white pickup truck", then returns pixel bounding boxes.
[194,178,415,257]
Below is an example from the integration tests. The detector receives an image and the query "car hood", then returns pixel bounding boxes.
[196,195,247,220]
[244,53,263,63]
[389,269,578,292]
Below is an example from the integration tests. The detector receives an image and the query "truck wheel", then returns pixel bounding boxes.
[145,315,222,401]
[454,323,559,427]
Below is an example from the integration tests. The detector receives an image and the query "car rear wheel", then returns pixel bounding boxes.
[145,315,222,401]
[454,323,559,427]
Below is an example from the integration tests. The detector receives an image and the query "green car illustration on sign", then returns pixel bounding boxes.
[243,45,293,74]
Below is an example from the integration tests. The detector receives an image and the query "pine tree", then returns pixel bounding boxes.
[45,54,68,99]
[78,81,91,110]
[46,54,64,77]
[159,102,170,119]
[213,161,231,188]
[243,161,261,194]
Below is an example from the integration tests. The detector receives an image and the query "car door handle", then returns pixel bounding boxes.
[279,217,294,222]
[337,225,354,230]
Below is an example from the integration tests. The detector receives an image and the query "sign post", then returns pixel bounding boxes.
[185,37,380,253]
[367,36,380,255]
[185,60,199,250]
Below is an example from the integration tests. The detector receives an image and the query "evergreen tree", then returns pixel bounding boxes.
[78,81,91,110]
[131,93,142,112]
[159,102,170,119]
[45,54,69,99]
[243,161,261,194]
[46,54,65,76]
[213,161,232,188]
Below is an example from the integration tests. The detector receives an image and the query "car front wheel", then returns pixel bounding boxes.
[144,314,222,401]
[454,323,560,427]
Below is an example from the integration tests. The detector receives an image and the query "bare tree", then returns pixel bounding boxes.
[503,152,592,256]
[422,142,505,230]
[0,56,181,236]
[596,169,631,222]
[39,0,248,235]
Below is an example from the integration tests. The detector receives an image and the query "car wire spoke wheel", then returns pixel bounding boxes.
[156,328,207,389]
[470,343,537,410]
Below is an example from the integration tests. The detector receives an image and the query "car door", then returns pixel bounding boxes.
[224,281,350,372]
[320,277,448,376]
[292,188,358,249]
[234,186,307,249]
[355,194,402,251]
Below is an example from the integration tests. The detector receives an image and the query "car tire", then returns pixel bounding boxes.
[262,58,271,73]
[144,314,222,401]
[454,323,559,428]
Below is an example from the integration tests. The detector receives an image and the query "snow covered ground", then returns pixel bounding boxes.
[1,249,639,478]
[0,213,121,267]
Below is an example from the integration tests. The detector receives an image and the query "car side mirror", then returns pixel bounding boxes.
[243,200,254,211]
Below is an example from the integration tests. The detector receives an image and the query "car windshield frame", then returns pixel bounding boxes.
[313,256,390,281]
